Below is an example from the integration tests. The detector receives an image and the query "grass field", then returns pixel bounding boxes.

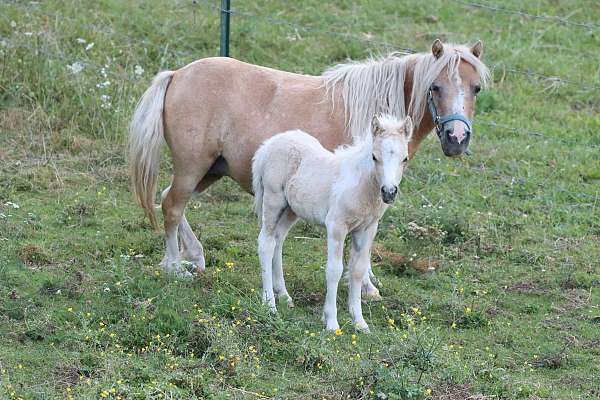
[1,0,599,398]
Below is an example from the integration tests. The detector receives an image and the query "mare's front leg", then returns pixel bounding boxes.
[348,223,378,332]
[323,220,348,331]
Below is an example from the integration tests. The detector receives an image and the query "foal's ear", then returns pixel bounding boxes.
[402,116,413,140]
[371,115,383,136]
[471,41,483,58]
[431,39,444,59]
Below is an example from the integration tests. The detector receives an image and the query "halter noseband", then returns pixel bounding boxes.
[427,90,472,138]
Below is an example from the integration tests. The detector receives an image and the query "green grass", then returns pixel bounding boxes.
[1,0,599,399]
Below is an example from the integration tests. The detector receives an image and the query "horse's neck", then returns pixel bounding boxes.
[336,153,380,205]
[402,60,435,158]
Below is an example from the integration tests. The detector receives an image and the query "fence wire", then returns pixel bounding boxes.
[451,0,599,30]
[195,0,600,92]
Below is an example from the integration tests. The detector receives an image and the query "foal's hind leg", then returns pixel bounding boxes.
[258,190,289,312]
[272,208,298,307]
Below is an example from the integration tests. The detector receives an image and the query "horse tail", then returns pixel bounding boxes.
[128,70,175,231]
[251,141,270,223]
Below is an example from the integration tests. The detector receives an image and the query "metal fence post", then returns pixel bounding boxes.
[220,0,231,57]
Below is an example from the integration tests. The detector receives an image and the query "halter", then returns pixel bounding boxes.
[427,90,472,138]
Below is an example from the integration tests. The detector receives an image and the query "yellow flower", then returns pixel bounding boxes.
[334,328,343,336]
[100,391,109,398]
[67,307,73,312]
[465,307,472,314]
[425,388,432,395]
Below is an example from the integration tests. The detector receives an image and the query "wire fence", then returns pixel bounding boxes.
[192,0,600,151]
[451,0,599,30]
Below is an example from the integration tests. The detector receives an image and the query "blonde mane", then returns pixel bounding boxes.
[322,44,490,139]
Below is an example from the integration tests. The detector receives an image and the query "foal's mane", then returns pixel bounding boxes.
[322,45,490,139]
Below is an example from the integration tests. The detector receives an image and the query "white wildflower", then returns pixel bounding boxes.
[10,21,16,28]
[4,201,20,209]
[96,80,110,88]
[76,38,87,44]
[134,64,144,76]
[85,42,94,51]
[67,62,84,74]
[24,32,33,37]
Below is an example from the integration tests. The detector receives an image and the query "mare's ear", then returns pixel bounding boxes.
[371,114,383,136]
[403,116,413,141]
[471,41,483,58]
[431,39,444,59]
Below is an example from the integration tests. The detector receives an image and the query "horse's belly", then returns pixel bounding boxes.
[285,176,330,225]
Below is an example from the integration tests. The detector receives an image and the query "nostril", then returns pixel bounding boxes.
[444,128,453,137]
[391,186,398,195]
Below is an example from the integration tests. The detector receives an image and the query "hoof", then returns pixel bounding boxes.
[281,294,294,308]
[175,269,194,280]
[355,323,370,333]
[362,288,383,301]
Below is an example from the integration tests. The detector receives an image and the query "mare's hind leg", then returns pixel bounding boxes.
[176,175,221,273]
[161,168,211,278]
[272,208,298,307]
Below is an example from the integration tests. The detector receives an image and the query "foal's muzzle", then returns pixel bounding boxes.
[381,186,398,204]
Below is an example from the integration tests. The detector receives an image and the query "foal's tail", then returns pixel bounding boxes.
[251,141,270,223]
[128,70,175,231]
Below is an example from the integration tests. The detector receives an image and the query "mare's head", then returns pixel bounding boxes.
[371,115,413,204]
[412,39,489,157]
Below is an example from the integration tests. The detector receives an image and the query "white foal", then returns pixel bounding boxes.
[252,115,413,331]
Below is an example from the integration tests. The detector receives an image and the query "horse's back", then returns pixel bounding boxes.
[161,57,346,192]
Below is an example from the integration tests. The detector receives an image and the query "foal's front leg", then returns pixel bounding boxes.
[323,222,347,331]
[348,224,378,332]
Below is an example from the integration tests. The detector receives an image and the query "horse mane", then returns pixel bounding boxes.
[322,44,490,139]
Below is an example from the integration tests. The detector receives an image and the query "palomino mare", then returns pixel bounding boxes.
[252,115,412,331]
[129,39,490,296]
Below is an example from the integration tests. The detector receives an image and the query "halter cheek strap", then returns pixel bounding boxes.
[427,90,472,137]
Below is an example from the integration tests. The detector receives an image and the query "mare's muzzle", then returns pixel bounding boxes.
[427,90,472,157]
[439,119,471,156]
[381,185,398,204]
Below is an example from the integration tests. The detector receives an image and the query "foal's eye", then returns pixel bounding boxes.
[431,84,440,92]
[372,154,378,162]
[473,85,481,95]
[403,157,409,163]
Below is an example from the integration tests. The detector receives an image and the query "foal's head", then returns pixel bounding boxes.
[420,39,489,157]
[371,115,413,204]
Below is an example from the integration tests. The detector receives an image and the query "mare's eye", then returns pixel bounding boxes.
[372,154,378,162]
[431,84,440,92]
[403,157,409,163]
[474,85,481,95]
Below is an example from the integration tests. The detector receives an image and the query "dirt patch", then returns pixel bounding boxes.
[372,244,439,272]
[505,281,538,294]
[431,383,481,400]
[293,292,323,307]
[17,244,51,266]
[53,363,81,388]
